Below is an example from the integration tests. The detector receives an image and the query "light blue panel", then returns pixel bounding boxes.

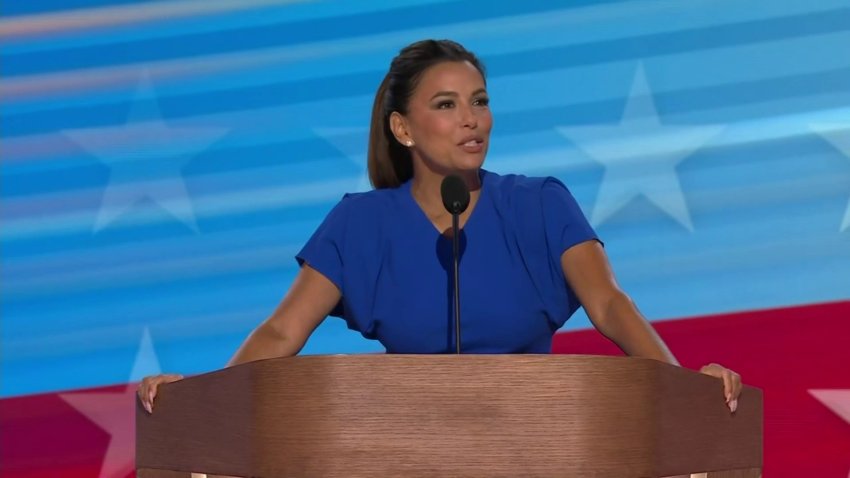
[2,0,849,397]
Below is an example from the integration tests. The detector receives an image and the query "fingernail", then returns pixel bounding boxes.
[730,399,738,413]
[145,402,152,414]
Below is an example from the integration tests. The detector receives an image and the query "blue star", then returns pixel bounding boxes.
[315,126,372,192]
[63,73,228,233]
[557,64,724,231]
[811,123,850,232]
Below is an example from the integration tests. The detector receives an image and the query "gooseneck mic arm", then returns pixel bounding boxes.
[440,175,471,354]
[451,211,461,354]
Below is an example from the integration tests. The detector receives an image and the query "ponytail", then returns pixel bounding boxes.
[367,74,413,189]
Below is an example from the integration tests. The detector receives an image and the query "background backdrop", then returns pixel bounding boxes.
[2,0,849,477]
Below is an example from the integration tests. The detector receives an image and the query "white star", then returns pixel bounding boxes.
[314,126,372,192]
[810,389,850,425]
[809,389,850,478]
[63,73,228,233]
[60,329,161,478]
[810,123,850,232]
[557,63,724,231]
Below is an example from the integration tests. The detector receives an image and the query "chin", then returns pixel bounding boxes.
[453,154,487,171]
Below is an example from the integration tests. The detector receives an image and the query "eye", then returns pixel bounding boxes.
[473,97,490,107]
[436,100,455,109]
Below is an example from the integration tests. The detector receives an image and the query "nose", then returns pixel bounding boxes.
[461,103,478,129]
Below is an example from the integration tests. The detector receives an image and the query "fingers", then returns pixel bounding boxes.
[730,369,743,412]
[137,374,184,414]
[138,379,151,414]
[699,363,742,413]
[720,368,735,410]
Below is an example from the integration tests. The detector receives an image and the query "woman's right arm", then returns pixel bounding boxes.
[227,264,341,365]
[138,264,340,412]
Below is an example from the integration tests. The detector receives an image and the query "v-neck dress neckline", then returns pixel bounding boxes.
[401,169,489,238]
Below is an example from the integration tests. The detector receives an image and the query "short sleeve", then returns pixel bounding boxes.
[540,177,600,266]
[295,195,351,293]
[505,173,600,330]
[293,193,380,337]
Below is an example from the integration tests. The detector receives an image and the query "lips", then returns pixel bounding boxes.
[458,135,484,146]
[458,136,485,153]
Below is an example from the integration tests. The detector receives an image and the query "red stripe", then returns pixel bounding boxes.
[2,301,848,477]
[0,384,132,478]
[553,300,850,478]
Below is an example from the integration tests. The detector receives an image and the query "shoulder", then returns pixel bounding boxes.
[484,170,591,236]
[483,169,573,205]
[335,186,400,211]
[324,186,402,227]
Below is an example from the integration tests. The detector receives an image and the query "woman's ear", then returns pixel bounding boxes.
[389,112,414,147]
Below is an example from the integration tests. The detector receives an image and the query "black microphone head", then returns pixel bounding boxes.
[440,174,471,215]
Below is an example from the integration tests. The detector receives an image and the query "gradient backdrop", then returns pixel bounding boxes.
[1,0,849,477]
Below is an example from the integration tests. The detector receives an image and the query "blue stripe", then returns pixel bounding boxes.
[3,6,849,135]
[0,0,155,17]
[2,130,843,256]
[3,63,849,159]
[485,7,850,75]
[3,0,850,398]
[1,136,351,197]
[2,0,628,76]
[2,0,485,53]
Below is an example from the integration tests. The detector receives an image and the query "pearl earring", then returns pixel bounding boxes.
[405,140,414,147]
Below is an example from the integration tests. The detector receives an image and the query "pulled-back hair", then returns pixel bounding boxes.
[367,39,486,189]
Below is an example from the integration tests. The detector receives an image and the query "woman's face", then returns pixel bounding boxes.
[392,60,492,176]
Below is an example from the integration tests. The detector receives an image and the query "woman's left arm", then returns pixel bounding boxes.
[561,240,742,412]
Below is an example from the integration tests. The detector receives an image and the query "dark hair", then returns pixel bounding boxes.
[367,39,487,189]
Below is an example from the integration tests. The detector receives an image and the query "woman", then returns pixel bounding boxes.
[140,39,741,413]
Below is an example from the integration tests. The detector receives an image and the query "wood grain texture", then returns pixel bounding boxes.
[137,355,762,477]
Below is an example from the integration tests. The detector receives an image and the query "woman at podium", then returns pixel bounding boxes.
[140,39,741,415]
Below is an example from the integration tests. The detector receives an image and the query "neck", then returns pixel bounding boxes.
[411,168,481,218]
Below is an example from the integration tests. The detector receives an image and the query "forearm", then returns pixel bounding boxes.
[226,322,303,367]
[592,292,679,366]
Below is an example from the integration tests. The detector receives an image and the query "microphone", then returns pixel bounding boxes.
[441,174,470,215]
[440,175,470,354]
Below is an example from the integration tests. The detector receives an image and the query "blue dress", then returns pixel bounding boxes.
[296,169,599,353]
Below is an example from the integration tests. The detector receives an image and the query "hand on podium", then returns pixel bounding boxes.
[699,363,743,412]
[138,373,183,413]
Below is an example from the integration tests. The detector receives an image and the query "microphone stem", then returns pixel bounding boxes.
[452,212,461,354]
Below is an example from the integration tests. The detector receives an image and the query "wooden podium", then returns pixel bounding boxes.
[136,355,762,477]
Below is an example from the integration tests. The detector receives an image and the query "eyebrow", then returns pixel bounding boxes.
[429,88,488,101]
